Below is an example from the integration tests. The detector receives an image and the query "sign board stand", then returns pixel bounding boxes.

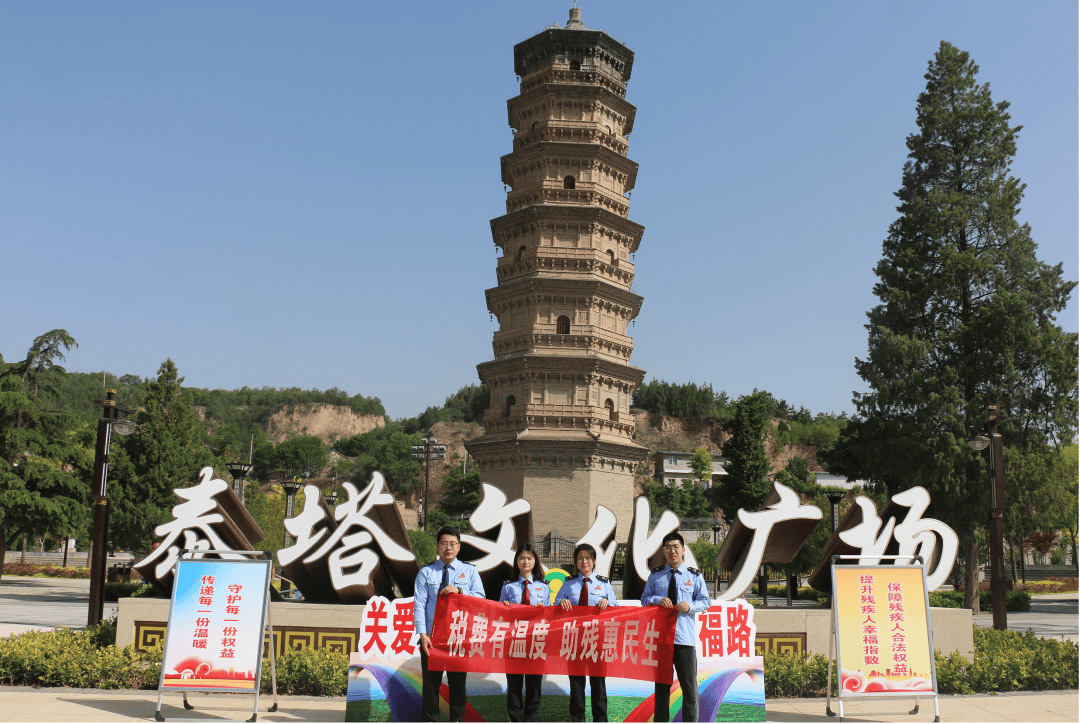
[154,551,279,723]
[825,555,940,722]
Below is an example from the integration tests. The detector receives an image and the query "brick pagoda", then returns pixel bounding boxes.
[466,6,648,541]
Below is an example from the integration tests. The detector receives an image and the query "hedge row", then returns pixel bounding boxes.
[0,624,347,696]
[929,589,1031,611]
[2,625,1074,697]
[764,627,1078,697]
[1,563,91,578]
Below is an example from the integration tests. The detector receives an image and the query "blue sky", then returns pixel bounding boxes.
[2,1,1076,420]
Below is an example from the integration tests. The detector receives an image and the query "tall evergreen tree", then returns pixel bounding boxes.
[0,332,91,582]
[108,359,216,550]
[718,390,774,520]
[839,42,1077,610]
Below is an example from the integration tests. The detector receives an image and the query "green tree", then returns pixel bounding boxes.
[335,427,422,495]
[440,459,481,519]
[838,42,1078,611]
[645,479,711,519]
[718,390,774,519]
[0,332,91,582]
[272,436,330,479]
[689,447,714,486]
[108,359,217,551]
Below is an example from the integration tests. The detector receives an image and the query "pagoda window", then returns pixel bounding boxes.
[570,60,581,71]
[563,175,575,190]
[556,315,571,335]
[605,398,616,421]
[515,245,526,261]
[606,249,615,266]
[505,395,517,417]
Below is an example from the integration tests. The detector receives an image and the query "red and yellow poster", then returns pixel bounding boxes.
[833,566,935,695]
[159,558,272,692]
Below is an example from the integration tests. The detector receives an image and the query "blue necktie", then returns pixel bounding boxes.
[668,569,678,602]
[441,564,450,590]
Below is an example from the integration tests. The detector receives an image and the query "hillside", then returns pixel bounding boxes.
[265,404,384,444]
[630,410,823,495]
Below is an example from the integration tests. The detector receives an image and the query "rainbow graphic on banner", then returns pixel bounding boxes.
[348,659,763,722]
[622,665,764,722]
[351,663,484,722]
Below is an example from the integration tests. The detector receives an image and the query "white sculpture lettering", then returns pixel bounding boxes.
[717,482,822,601]
[461,484,532,574]
[839,486,958,591]
[135,467,244,580]
[279,472,415,591]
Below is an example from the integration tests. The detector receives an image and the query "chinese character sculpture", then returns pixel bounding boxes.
[133,466,265,593]
[715,482,824,600]
[808,486,958,591]
[279,472,419,602]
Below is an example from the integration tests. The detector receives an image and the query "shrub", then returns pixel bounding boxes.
[763,651,835,697]
[936,628,1079,693]
[103,582,147,601]
[0,628,160,689]
[1,563,91,578]
[929,589,1030,611]
[0,626,348,696]
[765,626,1078,697]
[263,647,349,696]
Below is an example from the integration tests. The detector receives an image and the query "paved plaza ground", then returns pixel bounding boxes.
[0,576,1076,722]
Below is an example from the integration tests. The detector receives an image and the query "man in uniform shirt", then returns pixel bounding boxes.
[414,526,485,722]
[640,532,711,722]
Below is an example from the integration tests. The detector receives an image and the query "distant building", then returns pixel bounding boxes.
[810,472,865,491]
[654,451,728,487]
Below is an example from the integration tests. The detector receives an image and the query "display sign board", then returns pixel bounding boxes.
[346,591,765,722]
[828,560,939,721]
[158,558,272,693]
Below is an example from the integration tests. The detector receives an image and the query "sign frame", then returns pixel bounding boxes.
[153,551,279,723]
[826,555,940,722]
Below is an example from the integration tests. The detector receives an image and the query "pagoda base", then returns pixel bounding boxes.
[465,431,645,543]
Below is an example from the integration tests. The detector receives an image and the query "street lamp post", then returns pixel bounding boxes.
[87,389,138,627]
[279,477,304,597]
[823,489,846,532]
[227,462,254,505]
[968,405,1008,631]
[411,438,446,530]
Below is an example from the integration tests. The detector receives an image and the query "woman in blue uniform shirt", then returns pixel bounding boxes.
[499,543,549,722]
[553,543,617,722]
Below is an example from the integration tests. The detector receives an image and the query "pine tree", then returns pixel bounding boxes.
[718,390,774,520]
[0,332,91,583]
[843,42,1077,610]
[108,359,216,550]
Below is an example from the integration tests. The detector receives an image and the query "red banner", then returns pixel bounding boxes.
[426,594,677,684]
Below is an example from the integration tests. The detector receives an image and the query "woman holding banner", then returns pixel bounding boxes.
[499,544,549,722]
[554,543,617,722]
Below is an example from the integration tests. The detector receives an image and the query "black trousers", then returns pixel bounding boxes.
[420,648,467,721]
[506,673,542,722]
[654,644,698,722]
[568,675,606,722]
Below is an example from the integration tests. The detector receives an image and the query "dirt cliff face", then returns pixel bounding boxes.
[266,404,385,444]
[630,410,822,494]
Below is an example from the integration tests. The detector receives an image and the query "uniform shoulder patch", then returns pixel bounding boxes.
[595,575,609,582]
[652,565,667,573]
[687,567,701,576]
